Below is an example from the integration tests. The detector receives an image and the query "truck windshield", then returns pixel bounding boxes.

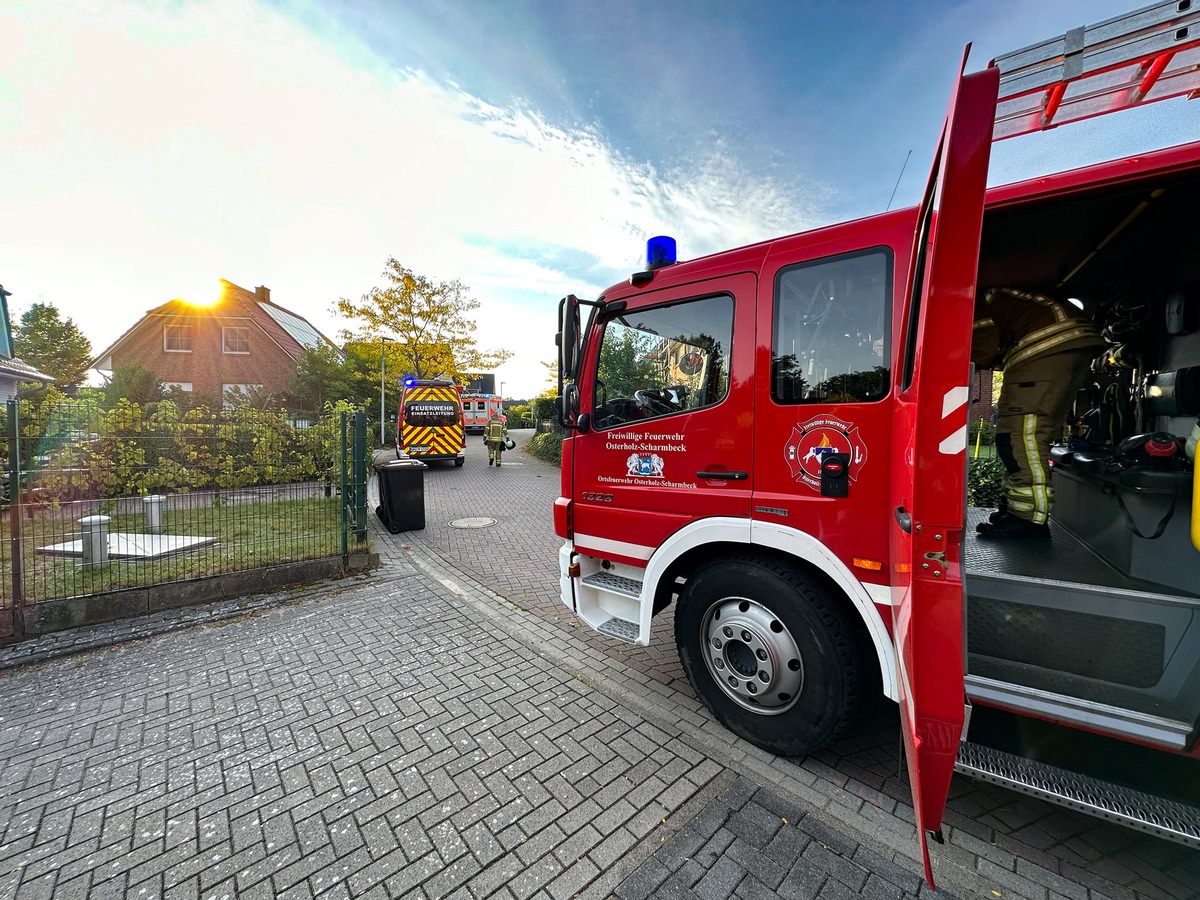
[592,293,732,428]
[405,402,459,427]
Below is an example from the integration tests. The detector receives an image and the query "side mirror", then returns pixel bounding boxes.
[557,295,581,379]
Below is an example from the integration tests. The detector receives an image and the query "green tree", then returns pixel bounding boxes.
[291,343,366,410]
[103,364,163,408]
[336,258,513,383]
[12,302,93,389]
[506,403,530,427]
[531,396,557,423]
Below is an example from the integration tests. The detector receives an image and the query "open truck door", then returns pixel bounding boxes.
[888,52,998,887]
[893,5,1200,882]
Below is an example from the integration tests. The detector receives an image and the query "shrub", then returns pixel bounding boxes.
[526,432,565,465]
[12,394,358,504]
[531,396,557,423]
[968,418,996,447]
[967,456,1006,507]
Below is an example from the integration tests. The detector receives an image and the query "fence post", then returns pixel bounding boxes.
[340,411,348,563]
[353,411,368,541]
[7,399,24,633]
[80,514,111,568]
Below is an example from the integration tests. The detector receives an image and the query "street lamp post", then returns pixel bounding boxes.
[380,337,388,446]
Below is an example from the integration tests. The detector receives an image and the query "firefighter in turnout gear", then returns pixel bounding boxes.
[485,413,509,467]
[972,287,1104,540]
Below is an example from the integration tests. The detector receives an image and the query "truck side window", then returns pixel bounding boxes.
[592,294,733,429]
[773,248,892,403]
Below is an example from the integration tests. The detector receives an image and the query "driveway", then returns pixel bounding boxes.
[0,429,1195,899]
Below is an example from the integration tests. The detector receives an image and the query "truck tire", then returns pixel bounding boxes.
[455,457,465,467]
[675,555,867,756]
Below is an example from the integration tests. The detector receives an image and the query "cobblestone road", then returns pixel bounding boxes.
[0,430,1196,899]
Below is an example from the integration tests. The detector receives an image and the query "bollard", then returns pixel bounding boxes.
[79,515,111,568]
[144,494,166,533]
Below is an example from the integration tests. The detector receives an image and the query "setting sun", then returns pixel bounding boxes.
[176,285,224,307]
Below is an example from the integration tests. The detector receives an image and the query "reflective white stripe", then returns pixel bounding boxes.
[939,425,967,455]
[896,627,916,730]
[863,580,894,607]
[573,532,654,561]
[939,386,969,455]
[942,385,969,419]
[1021,413,1051,523]
[1006,323,1099,368]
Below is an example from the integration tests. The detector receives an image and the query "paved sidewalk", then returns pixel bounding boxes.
[0,430,1196,899]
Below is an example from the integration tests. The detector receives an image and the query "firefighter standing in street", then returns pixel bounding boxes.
[485,413,509,467]
[972,287,1104,540]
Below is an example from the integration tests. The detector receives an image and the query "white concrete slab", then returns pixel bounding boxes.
[35,533,218,559]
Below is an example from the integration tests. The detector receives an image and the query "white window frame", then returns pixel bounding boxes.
[222,326,250,354]
[164,324,192,353]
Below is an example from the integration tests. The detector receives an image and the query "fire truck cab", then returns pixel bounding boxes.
[553,2,1200,884]
[396,379,466,466]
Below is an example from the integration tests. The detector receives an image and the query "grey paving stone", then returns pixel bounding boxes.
[725,835,789,890]
[727,799,785,849]
[693,855,748,900]
[0,432,1191,900]
[614,857,672,900]
[804,841,870,893]
[778,856,827,900]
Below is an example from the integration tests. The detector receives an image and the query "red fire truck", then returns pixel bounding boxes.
[553,2,1200,885]
[396,379,466,466]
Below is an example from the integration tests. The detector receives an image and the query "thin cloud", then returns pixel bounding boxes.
[1,0,829,397]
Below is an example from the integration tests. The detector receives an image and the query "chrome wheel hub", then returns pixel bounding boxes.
[701,597,803,715]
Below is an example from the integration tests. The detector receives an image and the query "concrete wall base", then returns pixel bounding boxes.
[7,552,380,641]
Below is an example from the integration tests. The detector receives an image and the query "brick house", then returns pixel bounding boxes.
[91,280,341,409]
[972,367,996,425]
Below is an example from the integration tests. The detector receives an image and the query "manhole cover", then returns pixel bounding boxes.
[449,517,497,529]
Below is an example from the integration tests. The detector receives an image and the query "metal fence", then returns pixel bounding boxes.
[2,398,368,638]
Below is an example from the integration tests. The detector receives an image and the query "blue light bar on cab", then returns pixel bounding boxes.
[646,235,677,270]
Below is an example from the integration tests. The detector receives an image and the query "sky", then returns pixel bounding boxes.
[3,0,1199,400]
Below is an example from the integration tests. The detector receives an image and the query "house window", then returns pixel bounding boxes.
[163,382,193,392]
[164,324,192,352]
[223,326,250,354]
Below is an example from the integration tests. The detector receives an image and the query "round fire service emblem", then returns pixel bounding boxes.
[784,415,868,491]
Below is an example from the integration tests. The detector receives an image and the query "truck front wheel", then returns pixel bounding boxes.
[675,556,867,756]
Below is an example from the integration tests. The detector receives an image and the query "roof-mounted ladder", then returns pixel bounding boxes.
[990,0,1200,140]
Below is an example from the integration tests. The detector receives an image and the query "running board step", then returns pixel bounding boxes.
[956,742,1200,849]
[597,617,640,643]
[581,571,642,598]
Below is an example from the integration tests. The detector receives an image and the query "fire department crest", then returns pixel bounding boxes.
[626,453,665,477]
[784,415,867,491]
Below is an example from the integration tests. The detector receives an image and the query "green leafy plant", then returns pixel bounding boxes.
[968,456,1006,507]
[968,418,996,448]
[526,432,565,465]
